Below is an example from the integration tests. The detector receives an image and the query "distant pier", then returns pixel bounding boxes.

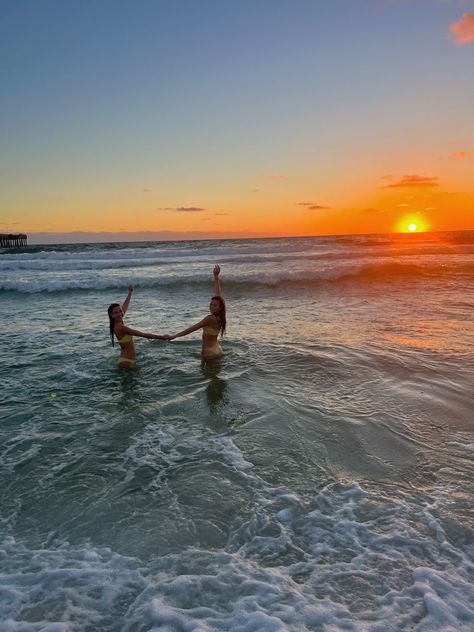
[0,233,28,248]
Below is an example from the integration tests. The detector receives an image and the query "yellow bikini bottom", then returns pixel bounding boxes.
[202,342,223,359]
[117,356,135,368]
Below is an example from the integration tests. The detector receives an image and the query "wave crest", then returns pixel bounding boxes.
[1,260,472,294]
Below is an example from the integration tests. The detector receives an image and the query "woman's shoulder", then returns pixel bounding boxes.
[201,314,217,324]
[207,314,220,326]
[114,323,127,335]
[201,314,220,330]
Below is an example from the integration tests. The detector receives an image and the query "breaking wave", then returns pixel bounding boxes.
[1,260,472,294]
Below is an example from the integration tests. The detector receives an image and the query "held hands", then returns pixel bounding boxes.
[162,334,175,341]
[213,264,220,278]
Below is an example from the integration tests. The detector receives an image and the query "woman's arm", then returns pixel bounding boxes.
[165,316,213,341]
[117,324,164,340]
[122,285,133,315]
[213,265,222,296]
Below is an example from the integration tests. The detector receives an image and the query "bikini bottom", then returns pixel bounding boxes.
[202,343,223,360]
[117,356,136,368]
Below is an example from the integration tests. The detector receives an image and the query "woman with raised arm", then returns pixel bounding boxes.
[165,265,226,360]
[107,285,165,369]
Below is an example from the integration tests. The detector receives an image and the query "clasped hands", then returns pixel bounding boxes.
[161,334,175,341]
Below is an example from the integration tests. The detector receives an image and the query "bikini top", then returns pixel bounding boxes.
[117,334,133,344]
[203,326,220,336]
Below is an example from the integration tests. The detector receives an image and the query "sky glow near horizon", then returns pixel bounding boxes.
[1,0,473,241]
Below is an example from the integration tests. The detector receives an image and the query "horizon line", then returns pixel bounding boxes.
[18,227,474,246]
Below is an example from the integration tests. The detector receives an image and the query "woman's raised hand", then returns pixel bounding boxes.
[128,284,134,293]
[213,264,220,278]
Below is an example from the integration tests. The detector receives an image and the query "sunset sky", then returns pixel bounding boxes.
[1,0,473,243]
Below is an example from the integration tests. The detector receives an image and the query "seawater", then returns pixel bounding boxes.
[1,232,473,631]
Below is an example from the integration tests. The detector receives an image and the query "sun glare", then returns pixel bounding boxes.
[395,215,429,233]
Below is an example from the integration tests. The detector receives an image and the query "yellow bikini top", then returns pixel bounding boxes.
[203,326,220,336]
[117,334,133,343]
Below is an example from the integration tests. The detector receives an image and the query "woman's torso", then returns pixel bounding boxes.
[115,328,136,359]
[201,317,222,358]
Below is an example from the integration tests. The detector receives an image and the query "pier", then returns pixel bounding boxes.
[0,233,28,248]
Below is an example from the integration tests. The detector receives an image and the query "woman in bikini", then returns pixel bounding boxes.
[107,285,165,369]
[164,265,226,360]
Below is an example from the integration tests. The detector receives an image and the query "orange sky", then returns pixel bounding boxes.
[1,2,473,241]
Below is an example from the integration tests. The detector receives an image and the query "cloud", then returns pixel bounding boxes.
[450,12,474,45]
[381,174,439,189]
[450,150,470,158]
[176,206,206,212]
[214,212,228,216]
[296,201,331,210]
[379,174,393,180]
[143,188,152,193]
[252,188,261,193]
[157,206,207,212]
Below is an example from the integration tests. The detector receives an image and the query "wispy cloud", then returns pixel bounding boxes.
[143,188,152,193]
[296,201,331,209]
[157,206,207,212]
[176,206,206,212]
[214,212,228,216]
[382,174,439,189]
[450,150,470,158]
[450,12,474,45]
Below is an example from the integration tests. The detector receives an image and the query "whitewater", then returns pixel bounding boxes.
[1,231,473,631]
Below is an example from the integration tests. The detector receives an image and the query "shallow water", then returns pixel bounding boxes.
[1,232,473,631]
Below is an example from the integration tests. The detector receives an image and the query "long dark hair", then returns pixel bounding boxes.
[107,303,120,346]
[211,295,226,337]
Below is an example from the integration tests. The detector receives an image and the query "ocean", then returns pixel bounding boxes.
[1,231,473,631]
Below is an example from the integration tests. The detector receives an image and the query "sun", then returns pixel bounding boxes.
[395,214,429,233]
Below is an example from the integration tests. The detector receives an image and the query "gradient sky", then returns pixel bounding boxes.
[1,0,473,242]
